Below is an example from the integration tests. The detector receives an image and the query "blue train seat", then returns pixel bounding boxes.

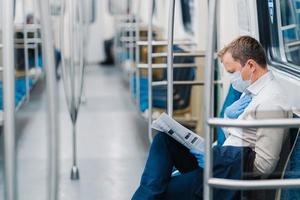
[0,78,34,110]
[133,45,198,112]
[280,114,300,199]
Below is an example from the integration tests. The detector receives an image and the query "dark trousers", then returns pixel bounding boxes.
[132,132,253,200]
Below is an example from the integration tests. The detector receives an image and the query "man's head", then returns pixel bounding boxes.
[218,36,268,83]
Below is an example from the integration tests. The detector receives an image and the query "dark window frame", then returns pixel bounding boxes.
[257,0,300,78]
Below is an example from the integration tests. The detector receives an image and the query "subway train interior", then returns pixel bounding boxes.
[1,0,300,199]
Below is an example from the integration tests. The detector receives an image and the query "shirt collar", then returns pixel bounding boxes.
[245,71,274,96]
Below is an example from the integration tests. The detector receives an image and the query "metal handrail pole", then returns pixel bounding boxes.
[209,178,300,190]
[138,63,198,69]
[135,0,141,110]
[208,118,300,128]
[167,0,176,117]
[152,80,205,86]
[203,0,217,199]
[38,0,60,199]
[147,0,154,142]
[70,0,80,181]
[2,0,17,199]
[33,0,40,71]
[22,0,30,101]
[129,5,134,99]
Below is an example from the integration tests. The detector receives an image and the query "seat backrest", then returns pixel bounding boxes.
[279,114,300,200]
[271,126,299,179]
[242,115,299,200]
[161,45,196,110]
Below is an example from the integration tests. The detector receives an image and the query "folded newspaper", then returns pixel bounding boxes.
[151,113,204,152]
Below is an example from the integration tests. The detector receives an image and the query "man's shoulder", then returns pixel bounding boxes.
[255,78,290,111]
[260,77,286,99]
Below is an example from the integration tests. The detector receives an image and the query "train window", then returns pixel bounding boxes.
[264,0,300,74]
[180,0,194,34]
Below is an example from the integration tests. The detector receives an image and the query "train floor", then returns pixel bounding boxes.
[0,64,150,200]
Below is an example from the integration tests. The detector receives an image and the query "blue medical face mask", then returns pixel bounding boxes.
[230,71,251,93]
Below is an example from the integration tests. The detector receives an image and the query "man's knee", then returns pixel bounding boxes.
[152,132,180,150]
[153,132,169,144]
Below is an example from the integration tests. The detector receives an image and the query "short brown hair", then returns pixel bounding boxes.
[218,36,267,67]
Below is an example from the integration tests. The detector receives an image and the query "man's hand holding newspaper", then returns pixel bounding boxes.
[151,113,205,152]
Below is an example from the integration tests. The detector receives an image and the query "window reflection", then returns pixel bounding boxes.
[279,0,300,65]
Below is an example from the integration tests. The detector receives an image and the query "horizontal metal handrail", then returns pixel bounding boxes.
[209,178,300,190]
[15,24,41,33]
[15,44,38,49]
[152,51,205,58]
[120,27,137,32]
[138,63,198,69]
[137,40,196,46]
[123,43,136,48]
[208,117,300,128]
[15,24,41,30]
[115,14,136,21]
[120,36,145,43]
[152,80,204,86]
[119,22,138,27]
[15,38,42,44]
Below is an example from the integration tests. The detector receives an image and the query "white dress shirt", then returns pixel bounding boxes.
[222,71,291,175]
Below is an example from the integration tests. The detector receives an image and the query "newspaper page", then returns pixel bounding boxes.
[151,113,204,152]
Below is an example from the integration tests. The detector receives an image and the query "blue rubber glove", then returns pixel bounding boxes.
[190,149,205,168]
[224,94,252,119]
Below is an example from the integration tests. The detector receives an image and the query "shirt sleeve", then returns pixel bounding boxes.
[253,103,289,175]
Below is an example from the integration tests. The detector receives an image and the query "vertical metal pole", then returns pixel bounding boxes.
[167,0,175,117]
[203,0,217,199]
[33,0,40,70]
[135,2,141,110]
[129,7,134,99]
[71,120,79,180]
[70,0,80,180]
[22,0,30,101]
[147,0,154,142]
[38,0,60,199]
[80,0,88,105]
[2,0,17,199]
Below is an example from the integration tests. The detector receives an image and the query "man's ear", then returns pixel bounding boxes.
[248,59,256,72]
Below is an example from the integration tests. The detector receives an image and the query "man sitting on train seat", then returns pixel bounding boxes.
[131,36,291,200]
